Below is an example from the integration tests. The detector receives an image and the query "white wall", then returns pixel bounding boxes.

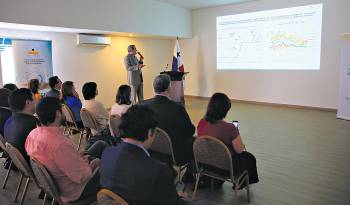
[182,0,350,109]
[0,0,192,38]
[0,28,173,107]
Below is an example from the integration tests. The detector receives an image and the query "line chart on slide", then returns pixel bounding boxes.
[216,4,323,70]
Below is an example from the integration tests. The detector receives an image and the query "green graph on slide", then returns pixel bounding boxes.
[269,31,309,50]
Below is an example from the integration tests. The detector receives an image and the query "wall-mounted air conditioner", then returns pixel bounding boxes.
[77,34,111,46]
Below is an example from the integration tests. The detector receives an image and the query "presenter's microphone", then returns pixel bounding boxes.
[137,52,144,59]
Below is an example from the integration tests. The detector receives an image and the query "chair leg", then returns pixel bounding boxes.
[192,173,201,200]
[51,198,55,205]
[19,177,30,205]
[14,173,24,202]
[210,178,214,189]
[63,126,69,135]
[246,175,250,203]
[42,193,47,205]
[2,161,12,189]
[77,131,83,151]
[86,131,91,142]
[178,167,181,182]
[234,181,239,205]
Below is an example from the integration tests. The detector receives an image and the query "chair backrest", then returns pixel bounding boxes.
[0,134,6,151]
[80,108,99,131]
[5,143,33,177]
[30,157,64,205]
[62,104,77,126]
[149,127,176,164]
[97,189,129,205]
[109,114,121,137]
[193,136,234,178]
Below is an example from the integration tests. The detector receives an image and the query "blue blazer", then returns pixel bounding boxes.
[100,142,185,205]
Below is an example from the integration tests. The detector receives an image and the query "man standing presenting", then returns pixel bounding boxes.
[124,45,145,104]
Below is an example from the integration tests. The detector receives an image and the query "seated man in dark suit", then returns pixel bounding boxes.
[0,88,12,136]
[4,88,39,162]
[142,74,195,165]
[100,105,198,205]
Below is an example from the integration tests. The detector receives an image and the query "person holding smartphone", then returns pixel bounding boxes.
[197,93,259,188]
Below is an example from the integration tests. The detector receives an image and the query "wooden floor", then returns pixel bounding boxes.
[1,97,350,205]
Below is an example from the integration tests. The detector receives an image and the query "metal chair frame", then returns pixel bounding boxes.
[109,114,121,138]
[192,136,250,204]
[97,188,129,205]
[0,134,12,190]
[5,143,38,205]
[62,104,86,150]
[30,157,96,205]
[150,127,189,182]
[80,108,101,141]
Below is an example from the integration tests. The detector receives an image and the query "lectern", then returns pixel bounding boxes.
[160,71,189,106]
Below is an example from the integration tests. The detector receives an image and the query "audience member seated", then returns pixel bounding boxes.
[3,83,18,91]
[25,97,108,203]
[0,88,12,162]
[46,76,62,98]
[110,84,132,116]
[28,78,42,101]
[62,81,83,129]
[100,105,210,205]
[142,74,195,165]
[197,93,259,187]
[0,88,12,136]
[4,88,39,163]
[82,82,109,136]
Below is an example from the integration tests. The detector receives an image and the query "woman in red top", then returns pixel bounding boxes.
[197,93,259,187]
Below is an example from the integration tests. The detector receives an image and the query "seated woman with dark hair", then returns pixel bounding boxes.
[110,85,132,116]
[28,79,42,101]
[62,81,83,128]
[197,93,259,187]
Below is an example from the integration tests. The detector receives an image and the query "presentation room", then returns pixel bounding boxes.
[0,0,349,205]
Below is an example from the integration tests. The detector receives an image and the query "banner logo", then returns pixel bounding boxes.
[28,48,40,55]
[0,38,12,52]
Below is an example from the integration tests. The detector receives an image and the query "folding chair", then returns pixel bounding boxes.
[192,136,250,204]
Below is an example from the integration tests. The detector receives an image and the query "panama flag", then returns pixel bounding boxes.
[172,38,185,72]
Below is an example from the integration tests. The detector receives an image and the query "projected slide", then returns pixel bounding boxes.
[217,4,323,70]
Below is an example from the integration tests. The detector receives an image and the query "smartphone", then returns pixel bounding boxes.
[232,120,239,128]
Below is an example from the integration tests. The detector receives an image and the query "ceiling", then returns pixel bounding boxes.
[0,22,178,39]
[155,0,256,10]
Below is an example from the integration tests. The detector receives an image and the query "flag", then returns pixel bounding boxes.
[172,37,185,72]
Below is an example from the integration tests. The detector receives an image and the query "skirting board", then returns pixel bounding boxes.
[185,95,337,113]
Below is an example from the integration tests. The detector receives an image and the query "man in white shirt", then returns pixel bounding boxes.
[82,82,109,136]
